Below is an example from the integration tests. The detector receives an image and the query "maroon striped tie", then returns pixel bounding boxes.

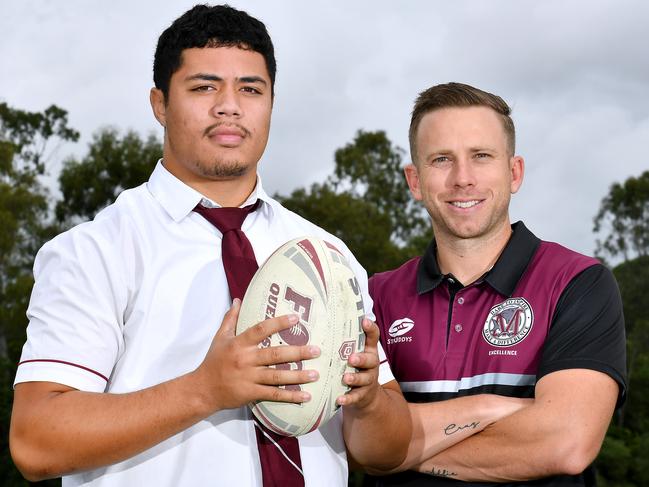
[194,201,304,487]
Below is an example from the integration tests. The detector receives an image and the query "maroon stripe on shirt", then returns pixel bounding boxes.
[18,359,109,382]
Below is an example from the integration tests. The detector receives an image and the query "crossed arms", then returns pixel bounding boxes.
[372,368,618,482]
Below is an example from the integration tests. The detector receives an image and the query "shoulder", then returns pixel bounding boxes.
[526,240,601,292]
[36,184,149,272]
[369,257,421,297]
[534,240,599,273]
[94,182,152,228]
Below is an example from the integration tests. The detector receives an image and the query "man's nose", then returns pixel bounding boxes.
[212,87,241,118]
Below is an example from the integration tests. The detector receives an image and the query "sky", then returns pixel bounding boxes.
[1,0,648,258]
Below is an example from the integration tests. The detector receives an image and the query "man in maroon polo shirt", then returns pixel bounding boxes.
[366,82,626,486]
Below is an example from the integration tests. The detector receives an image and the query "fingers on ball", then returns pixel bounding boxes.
[247,314,297,343]
[261,367,319,386]
[266,386,311,404]
[257,344,319,366]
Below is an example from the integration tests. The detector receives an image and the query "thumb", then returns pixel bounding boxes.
[218,298,241,337]
[362,317,379,350]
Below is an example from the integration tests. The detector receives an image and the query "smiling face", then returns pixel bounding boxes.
[405,106,524,244]
[150,46,272,193]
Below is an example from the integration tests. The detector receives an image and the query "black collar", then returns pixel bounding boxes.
[416,221,541,297]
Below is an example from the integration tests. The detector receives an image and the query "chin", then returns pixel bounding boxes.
[448,222,489,239]
[196,160,250,179]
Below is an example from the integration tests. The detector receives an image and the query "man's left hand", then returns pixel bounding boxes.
[336,317,381,409]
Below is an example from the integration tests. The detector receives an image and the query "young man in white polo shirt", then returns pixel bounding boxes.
[9,5,411,486]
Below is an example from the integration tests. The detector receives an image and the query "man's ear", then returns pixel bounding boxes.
[510,155,525,194]
[404,163,423,201]
[150,88,166,128]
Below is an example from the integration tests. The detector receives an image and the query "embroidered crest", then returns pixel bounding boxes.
[482,298,533,347]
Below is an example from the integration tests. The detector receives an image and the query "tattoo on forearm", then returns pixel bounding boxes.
[427,466,458,478]
[444,421,480,436]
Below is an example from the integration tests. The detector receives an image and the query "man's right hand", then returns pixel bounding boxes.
[191,298,322,412]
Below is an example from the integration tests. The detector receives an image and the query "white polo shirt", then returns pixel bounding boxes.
[15,161,394,487]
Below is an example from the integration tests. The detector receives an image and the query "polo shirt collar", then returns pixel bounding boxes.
[417,239,444,294]
[416,221,541,297]
[147,160,274,222]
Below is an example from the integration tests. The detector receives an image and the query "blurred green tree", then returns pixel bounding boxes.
[279,130,431,275]
[594,173,649,486]
[56,127,162,224]
[594,170,649,262]
[0,102,79,486]
[331,130,429,245]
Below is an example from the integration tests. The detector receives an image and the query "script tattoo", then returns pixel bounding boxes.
[444,421,480,436]
[427,467,458,478]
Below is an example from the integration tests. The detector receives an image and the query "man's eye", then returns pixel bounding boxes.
[192,86,214,92]
[241,86,261,94]
[475,153,490,159]
[432,156,449,164]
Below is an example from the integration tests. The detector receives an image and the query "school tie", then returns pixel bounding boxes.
[194,201,305,487]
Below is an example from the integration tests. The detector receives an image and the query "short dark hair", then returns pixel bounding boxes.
[153,4,276,99]
[409,82,515,162]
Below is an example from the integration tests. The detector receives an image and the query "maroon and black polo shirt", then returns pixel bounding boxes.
[368,222,626,487]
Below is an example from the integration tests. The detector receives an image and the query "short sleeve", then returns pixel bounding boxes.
[14,225,127,392]
[376,342,395,385]
[537,264,627,405]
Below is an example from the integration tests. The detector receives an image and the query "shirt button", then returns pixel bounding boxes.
[455,324,463,332]
[448,278,455,284]
[457,297,465,305]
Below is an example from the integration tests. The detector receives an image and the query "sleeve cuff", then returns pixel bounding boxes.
[14,359,109,392]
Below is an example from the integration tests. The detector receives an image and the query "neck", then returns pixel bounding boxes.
[195,174,257,207]
[162,159,258,207]
[435,220,513,285]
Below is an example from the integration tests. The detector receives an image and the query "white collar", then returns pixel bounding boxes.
[147,160,274,223]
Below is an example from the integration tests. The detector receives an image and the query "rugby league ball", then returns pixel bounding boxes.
[236,236,366,436]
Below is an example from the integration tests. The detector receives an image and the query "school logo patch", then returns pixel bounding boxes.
[482,297,533,347]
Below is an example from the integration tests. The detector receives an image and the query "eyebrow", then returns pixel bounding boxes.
[239,76,267,85]
[184,73,267,85]
[423,147,497,160]
[425,149,453,158]
[427,147,496,154]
